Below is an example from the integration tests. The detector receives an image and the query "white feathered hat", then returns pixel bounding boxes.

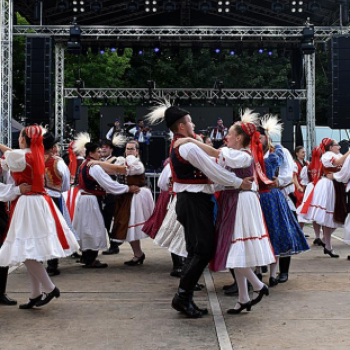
[73,132,90,155]
[145,99,190,128]
[260,114,283,138]
[112,134,127,148]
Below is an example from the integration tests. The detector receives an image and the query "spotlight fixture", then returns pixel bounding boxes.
[56,0,69,11]
[127,1,139,12]
[144,0,158,13]
[308,1,320,12]
[72,0,85,13]
[199,1,211,13]
[110,47,116,53]
[163,0,176,12]
[301,26,315,54]
[290,0,304,13]
[236,1,249,13]
[215,48,221,54]
[268,50,273,56]
[258,48,264,54]
[229,50,235,56]
[100,49,105,54]
[67,21,82,54]
[218,0,231,13]
[271,1,284,14]
[90,1,103,13]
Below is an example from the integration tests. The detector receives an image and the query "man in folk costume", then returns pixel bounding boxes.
[145,101,253,318]
[67,139,85,186]
[43,132,73,276]
[72,135,140,268]
[100,137,124,256]
[0,161,32,305]
[209,117,228,149]
[257,115,309,287]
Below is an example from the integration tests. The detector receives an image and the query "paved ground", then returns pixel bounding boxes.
[1,226,350,350]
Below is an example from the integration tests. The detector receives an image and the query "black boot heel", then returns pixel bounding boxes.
[227,301,252,314]
[19,294,43,309]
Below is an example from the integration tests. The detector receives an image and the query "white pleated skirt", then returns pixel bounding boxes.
[0,195,80,267]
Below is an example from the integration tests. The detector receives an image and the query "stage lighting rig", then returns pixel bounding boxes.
[290,0,304,13]
[218,1,231,13]
[90,1,103,13]
[301,21,315,54]
[145,0,158,13]
[127,1,139,12]
[163,1,176,12]
[72,0,85,13]
[67,18,82,54]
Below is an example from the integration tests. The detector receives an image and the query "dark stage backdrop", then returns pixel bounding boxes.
[100,106,125,139]
[137,106,235,133]
[74,105,89,133]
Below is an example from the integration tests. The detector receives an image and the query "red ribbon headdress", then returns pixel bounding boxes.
[25,125,45,193]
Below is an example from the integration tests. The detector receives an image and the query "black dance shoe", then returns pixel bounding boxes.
[313,238,325,247]
[223,282,236,291]
[269,277,279,287]
[35,287,60,307]
[324,248,339,258]
[19,294,42,309]
[251,285,269,306]
[124,253,145,266]
[170,267,182,278]
[71,252,82,259]
[278,273,288,283]
[0,293,17,306]
[194,283,205,291]
[83,260,108,268]
[227,301,252,314]
[171,293,203,318]
[102,246,120,255]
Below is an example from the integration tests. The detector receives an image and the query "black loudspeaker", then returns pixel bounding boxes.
[328,35,350,129]
[280,106,294,154]
[66,99,81,120]
[25,38,53,126]
[74,105,89,132]
[286,99,300,121]
[146,137,168,172]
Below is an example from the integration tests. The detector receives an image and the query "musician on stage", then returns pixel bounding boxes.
[129,120,152,165]
[209,117,227,149]
[106,119,123,141]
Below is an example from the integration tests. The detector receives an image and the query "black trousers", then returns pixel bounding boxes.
[0,202,9,295]
[102,194,117,235]
[81,250,99,265]
[176,192,215,292]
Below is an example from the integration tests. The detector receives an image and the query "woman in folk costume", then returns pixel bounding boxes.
[257,115,309,286]
[174,110,276,314]
[72,134,138,268]
[142,158,172,239]
[87,138,154,266]
[0,126,80,309]
[298,138,350,257]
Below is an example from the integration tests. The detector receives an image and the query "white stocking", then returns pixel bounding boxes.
[270,259,278,278]
[25,260,55,294]
[234,268,250,305]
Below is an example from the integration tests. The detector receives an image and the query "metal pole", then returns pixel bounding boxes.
[55,43,65,146]
[305,53,316,158]
[0,0,13,146]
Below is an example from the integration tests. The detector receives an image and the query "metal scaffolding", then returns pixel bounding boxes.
[55,43,65,146]
[64,87,307,100]
[0,0,13,146]
[13,25,350,43]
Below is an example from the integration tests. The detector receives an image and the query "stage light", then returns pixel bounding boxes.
[268,50,273,56]
[56,1,69,11]
[100,50,105,54]
[215,48,221,54]
[90,1,103,13]
[258,49,264,54]
[110,47,116,53]
[218,0,230,13]
[138,50,143,55]
[271,1,284,13]
[308,1,320,12]
[290,0,304,13]
[72,0,85,13]
[301,26,315,54]
[199,1,211,13]
[230,50,235,56]
[127,1,139,12]
[145,0,158,12]
[154,47,160,53]
[67,22,82,54]
[163,0,176,12]
[236,1,248,13]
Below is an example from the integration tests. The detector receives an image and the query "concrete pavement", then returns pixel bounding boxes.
[1,226,350,350]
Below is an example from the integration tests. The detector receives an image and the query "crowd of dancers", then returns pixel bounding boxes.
[0,104,349,318]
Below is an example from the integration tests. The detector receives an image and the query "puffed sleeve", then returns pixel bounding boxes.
[334,154,350,183]
[157,163,171,191]
[4,150,27,172]
[299,166,309,185]
[217,147,252,168]
[125,155,145,176]
[322,152,340,168]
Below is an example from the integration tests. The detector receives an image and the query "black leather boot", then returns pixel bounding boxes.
[0,267,17,305]
[46,259,60,276]
[278,256,291,283]
[171,289,203,318]
[102,241,120,255]
[170,253,184,278]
